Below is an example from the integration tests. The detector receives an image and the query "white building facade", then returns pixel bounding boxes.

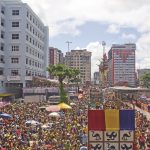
[0,0,49,88]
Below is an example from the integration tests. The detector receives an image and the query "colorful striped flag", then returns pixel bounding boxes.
[88,109,135,131]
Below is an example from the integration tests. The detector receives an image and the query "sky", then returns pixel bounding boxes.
[22,0,150,76]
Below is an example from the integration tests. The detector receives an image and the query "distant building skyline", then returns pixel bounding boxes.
[108,43,136,87]
[65,49,91,84]
[48,47,63,79]
[93,71,99,85]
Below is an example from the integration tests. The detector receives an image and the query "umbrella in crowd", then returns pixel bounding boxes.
[39,106,48,109]
[70,102,76,106]
[0,102,10,108]
[58,102,72,109]
[0,113,12,119]
[49,112,60,118]
[46,105,61,112]
[25,120,40,125]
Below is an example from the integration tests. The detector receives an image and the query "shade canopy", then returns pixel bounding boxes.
[0,102,10,108]
[49,112,60,117]
[25,120,40,125]
[46,105,61,112]
[0,113,12,119]
[70,102,76,106]
[39,105,49,109]
[57,102,72,109]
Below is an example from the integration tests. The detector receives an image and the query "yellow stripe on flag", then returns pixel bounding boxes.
[105,109,119,131]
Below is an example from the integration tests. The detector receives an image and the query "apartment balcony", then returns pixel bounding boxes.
[0,75,5,80]
[25,76,33,81]
[7,75,21,81]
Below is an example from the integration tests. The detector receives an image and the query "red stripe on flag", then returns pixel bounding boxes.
[88,110,105,131]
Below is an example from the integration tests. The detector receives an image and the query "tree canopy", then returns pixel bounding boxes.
[47,64,80,103]
[141,73,150,88]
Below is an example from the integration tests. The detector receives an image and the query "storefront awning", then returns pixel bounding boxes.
[0,93,14,97]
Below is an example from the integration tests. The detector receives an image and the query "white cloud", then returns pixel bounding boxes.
[86,42,101,77]
[22,0,150,36]
[74,42,110,77]
[122,33,136,40]
[22,0,150,71]
[107,24,120,34]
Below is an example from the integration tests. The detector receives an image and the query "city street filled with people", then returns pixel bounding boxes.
[0,91,150,150]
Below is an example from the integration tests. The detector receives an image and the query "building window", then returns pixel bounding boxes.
[27,11,29,17]
[1,31,4,39]
[26,46,28,52]
[29,59,31,65]
[26,23,29,29]
[0,43,4,51]
[12,45,19,51]
[12,34,19,39]
[30,26,32,32]
[1,19,4,26]
[11,70,18,76]
[0,70,3,75]
[12,22,19,27]
[30,15,32,20]
[11,58,19,63]
[12,10,19,15]
[26,35,28,41]
[0,55,4,63]
[26,58,28,64]
[1,6,5,14]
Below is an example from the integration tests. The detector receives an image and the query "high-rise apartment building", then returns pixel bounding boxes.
[49,47,63,65]
[65,49,91,84]
[48,47,64,79]
[108,43,136,87]
[0,0,49,88]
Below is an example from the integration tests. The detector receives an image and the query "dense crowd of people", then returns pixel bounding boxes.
[0,92,150,150]
[0,99,88,150]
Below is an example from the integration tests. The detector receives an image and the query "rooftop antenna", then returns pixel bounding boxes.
[102,41,106,58]
[66,41,72,52]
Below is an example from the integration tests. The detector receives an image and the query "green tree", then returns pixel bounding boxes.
[70,76,81,92]
[141,73,150,88]
[47,64,80,103]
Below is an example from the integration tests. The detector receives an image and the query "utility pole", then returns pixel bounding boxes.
[66,41,72,52]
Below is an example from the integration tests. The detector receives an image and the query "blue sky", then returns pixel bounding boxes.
[50,22,139,51]
[22,0,150,75]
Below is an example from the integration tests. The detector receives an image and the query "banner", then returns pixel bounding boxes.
[88,109,135,150]
[88,109,135,131]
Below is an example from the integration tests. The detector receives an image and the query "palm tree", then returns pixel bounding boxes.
[47,64,80,103]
